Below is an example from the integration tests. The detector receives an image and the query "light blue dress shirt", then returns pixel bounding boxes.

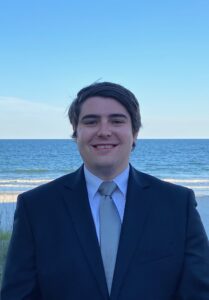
[84,165,129,242]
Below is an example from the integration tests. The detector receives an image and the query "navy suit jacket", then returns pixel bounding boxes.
[1,165,209,300]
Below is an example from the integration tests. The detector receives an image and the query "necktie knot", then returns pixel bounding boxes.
[98,181,117,197]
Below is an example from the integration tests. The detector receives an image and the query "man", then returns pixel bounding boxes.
[1,82,209,299]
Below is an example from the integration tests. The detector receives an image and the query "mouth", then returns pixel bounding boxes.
[92,144,118,150]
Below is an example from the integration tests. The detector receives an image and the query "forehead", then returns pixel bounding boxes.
[79,96,130,117]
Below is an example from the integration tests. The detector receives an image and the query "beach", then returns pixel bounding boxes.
[0,193,19,203]
[0,193,18,232]
[0,192,209,237]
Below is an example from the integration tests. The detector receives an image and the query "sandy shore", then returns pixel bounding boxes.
[0,193,20,203]
[0,193,208,236]
[0,192,208,206]
[0,192,209,203]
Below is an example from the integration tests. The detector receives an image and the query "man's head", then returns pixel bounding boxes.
[68,82,142,179]
[68,82,141,139]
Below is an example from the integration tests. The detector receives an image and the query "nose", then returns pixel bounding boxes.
[96,121,112,137]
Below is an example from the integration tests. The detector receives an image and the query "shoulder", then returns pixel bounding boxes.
[130,166,196,205]
[17,166,84,204]
[130,167,197,222]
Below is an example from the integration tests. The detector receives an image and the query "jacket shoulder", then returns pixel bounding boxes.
[18,167,83,202]
[131,166,195,198]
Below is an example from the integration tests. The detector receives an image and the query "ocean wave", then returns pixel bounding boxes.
[13,169,49,173]
[1,178,208,184]
[1,178,209,187]
[184,186,209,189]
[0,184,48,188]
[163,179,209,183]
[0,179,51,184]
[162,178,209,195]
[0,179,209,196]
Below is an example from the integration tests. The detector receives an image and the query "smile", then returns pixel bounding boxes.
[92,144,117,149]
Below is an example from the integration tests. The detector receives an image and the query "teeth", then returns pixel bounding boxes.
[96,145,114,149]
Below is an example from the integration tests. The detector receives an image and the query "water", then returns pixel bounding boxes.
[0,139,208,196]
[0,139,209,236]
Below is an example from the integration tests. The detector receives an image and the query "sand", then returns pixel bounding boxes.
[0,192,208,235]
[0,192,208,203]
[0,193,19,203]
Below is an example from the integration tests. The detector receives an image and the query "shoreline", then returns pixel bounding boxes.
[0,193,208,237]
[0,193,19,203]
[0,192,209,203]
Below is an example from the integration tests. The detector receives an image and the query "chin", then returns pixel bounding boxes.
[94,161,115,169]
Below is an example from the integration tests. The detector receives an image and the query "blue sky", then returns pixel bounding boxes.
[0,0,209,139]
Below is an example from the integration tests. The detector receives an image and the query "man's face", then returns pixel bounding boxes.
[76,96,137,179]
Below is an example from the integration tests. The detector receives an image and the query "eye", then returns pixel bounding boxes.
[111,118,126,124]
[83,119,98,125]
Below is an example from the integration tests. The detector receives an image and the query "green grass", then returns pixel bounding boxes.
[0,231,11,288]
[0,199,15,288]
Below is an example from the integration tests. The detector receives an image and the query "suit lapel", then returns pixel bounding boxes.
[111,166,152,300]
[60,166,153,300]
[61,167,109,300]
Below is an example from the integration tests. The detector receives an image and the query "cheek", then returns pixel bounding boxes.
[76,129,94,147]
[119,129,135,141]
[76,128,87,141]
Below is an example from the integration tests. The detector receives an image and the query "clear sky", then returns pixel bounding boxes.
[0,0,209,139]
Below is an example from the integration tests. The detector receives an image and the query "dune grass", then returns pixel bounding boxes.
[0,230,11,287]
[0,200,14,288]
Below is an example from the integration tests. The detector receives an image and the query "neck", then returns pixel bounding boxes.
[84,164,129,180]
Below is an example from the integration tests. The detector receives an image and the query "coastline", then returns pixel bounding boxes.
[0,193,19,203]
[1,192,209,203]
[0,192,209,236]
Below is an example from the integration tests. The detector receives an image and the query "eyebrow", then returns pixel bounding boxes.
[80,113,128,121]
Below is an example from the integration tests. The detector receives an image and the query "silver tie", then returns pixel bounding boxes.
[98,181,121,293]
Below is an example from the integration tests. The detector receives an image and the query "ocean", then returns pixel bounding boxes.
[0,139,209,235]
[0,139,209,196]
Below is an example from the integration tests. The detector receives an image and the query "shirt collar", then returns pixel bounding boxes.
[84,165,130,199]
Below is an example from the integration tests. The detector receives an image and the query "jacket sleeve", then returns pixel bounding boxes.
[0,194,42,300]
[176,190,209,299]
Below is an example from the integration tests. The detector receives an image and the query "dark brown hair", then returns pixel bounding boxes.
[68,82,142,139]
